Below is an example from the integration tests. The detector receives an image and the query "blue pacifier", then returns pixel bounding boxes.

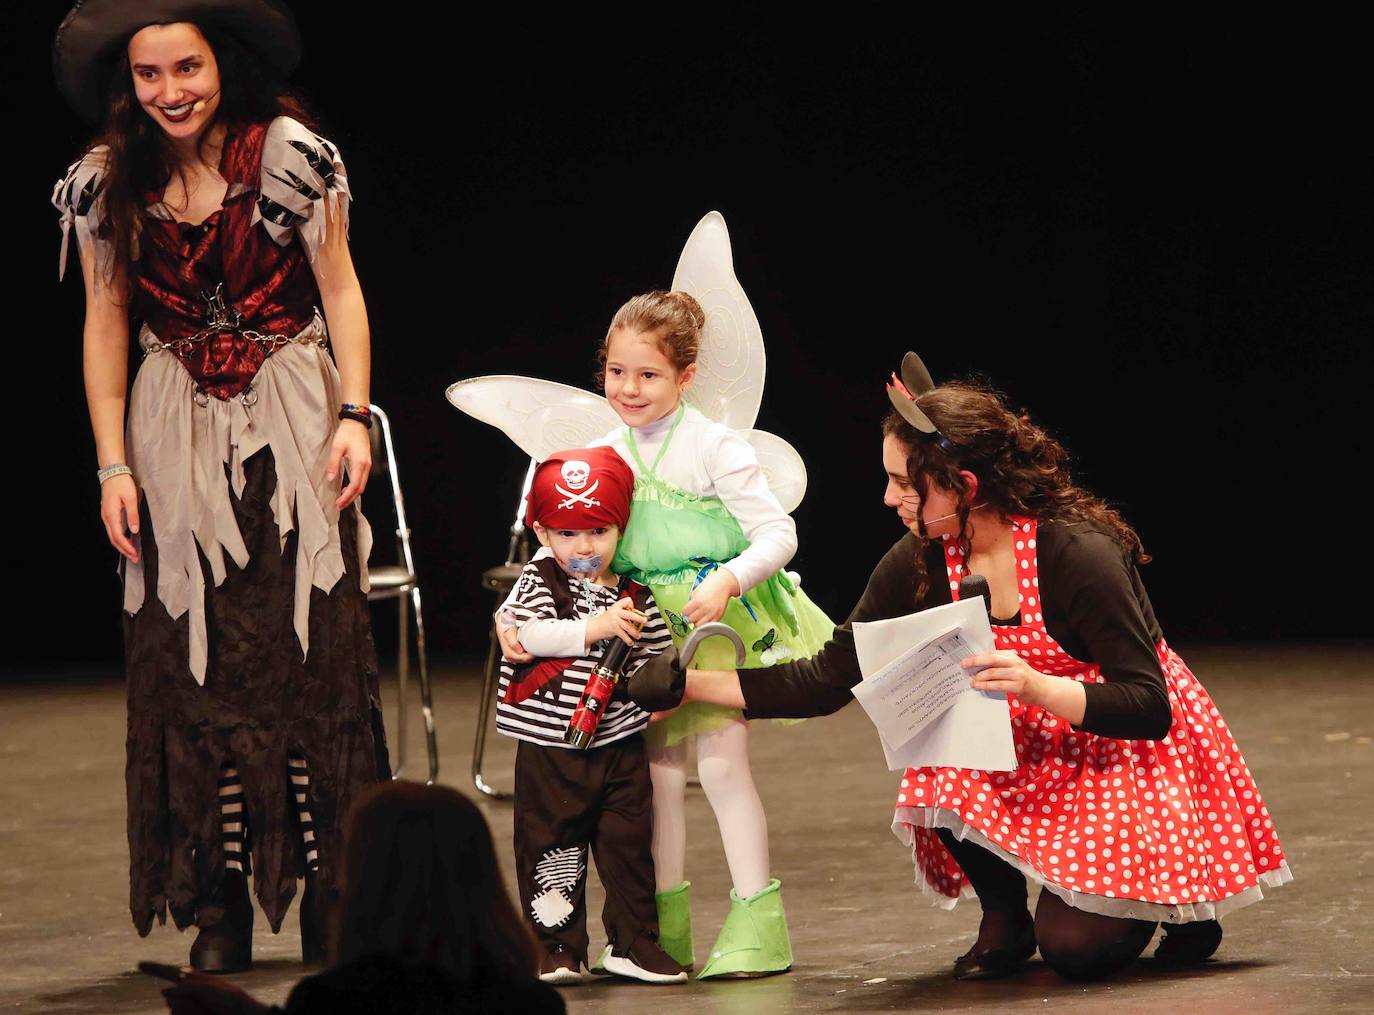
[566,555,603,577]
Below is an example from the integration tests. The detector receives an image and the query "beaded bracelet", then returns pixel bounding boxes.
[98,463,133,485]
[339,403,373,429]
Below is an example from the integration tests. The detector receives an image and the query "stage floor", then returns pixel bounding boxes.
[1,643,1369,1013]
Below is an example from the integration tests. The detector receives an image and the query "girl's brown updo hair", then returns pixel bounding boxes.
[883,381,1149,605]
[596,290,706,382]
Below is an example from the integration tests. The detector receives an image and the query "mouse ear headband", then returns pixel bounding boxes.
[886,351,956,455]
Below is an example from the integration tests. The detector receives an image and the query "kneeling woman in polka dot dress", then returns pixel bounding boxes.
[648,355,1291,981]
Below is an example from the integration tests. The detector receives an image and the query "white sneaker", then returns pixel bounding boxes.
[538,963,587,985]
[539,945,587,985]
[602,952,689,984]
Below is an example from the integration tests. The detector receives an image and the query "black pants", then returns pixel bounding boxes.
[937,828,1157,980]
[513,734,659,964]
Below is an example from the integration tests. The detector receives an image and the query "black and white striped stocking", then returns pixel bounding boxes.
[288,753,319,872]
[219,764,247,874]
[217,756,319,875]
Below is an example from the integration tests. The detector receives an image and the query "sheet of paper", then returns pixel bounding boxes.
[852,596,1017,773]
[851,625,983,748]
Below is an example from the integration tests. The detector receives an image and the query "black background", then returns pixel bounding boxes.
[3,6,1369,676]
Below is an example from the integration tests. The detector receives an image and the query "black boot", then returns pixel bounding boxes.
[300,870,330,965]
[1154,919,1222,964]
[190,870,254,974]
[953,907,1037,980]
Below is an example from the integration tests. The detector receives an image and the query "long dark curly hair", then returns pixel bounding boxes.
[884,380,1149,605]
[82,18,314,292]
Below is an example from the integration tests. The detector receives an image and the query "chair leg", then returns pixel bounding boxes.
[471,629,510,799]
[393,589,410,780]
[409,585,438,784]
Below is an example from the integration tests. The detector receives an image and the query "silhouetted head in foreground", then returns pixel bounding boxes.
[332,781,538,980]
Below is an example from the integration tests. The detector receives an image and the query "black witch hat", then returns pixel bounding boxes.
[53,0,301,122]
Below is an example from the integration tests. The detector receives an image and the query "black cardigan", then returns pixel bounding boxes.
[742,519,1173,741]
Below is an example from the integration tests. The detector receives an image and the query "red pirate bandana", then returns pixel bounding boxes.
[525,447,635,530]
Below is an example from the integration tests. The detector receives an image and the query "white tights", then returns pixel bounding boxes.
[648,718,771,899]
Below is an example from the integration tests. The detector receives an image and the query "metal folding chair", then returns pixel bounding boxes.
[471,460,536,800]
[365,404,439,783]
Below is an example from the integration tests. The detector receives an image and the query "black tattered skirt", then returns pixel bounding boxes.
[123,448,389,935]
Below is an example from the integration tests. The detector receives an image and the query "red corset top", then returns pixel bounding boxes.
[134,123,321,400]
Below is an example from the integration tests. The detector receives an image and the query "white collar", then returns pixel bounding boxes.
[629,404,687,440]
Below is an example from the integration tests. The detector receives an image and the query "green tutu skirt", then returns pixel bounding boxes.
[643,571,834,748]
[611,408,834,748]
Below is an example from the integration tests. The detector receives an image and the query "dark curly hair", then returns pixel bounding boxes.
[883,380,1149,605]
[82,18,314,294]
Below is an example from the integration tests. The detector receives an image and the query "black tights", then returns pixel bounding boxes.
[937,828,1157,981]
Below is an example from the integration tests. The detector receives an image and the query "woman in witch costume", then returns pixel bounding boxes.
[632,352,1291,981]
[52,0,388,972]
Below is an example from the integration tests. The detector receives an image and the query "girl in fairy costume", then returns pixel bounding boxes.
[500,291,833,977]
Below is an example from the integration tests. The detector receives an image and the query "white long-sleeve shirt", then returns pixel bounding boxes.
[591,405,797,594]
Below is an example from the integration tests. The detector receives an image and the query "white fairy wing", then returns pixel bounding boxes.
[445,375,620,463]
[743,430,808,515]
[672,212,766,431]
[446,375,808,511]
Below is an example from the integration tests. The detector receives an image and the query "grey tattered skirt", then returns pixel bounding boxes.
[125,447,389,935]
[121,335,387,936]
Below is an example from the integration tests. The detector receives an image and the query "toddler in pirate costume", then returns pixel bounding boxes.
[496,447,687,985]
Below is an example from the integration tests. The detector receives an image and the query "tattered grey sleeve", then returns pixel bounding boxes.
[252,117,352,263]
[52,145,112,284]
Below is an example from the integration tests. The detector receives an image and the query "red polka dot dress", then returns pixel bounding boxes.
[892,518,1292,923]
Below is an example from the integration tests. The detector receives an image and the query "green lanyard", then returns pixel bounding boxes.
[622,403,685,479]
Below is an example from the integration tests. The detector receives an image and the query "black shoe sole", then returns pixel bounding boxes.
[953,932,1037,980]
[953,953,1033,980]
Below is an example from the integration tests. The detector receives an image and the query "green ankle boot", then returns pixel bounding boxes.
[656,881,695,970]
[696,878,793,979]
[589,881,693,976]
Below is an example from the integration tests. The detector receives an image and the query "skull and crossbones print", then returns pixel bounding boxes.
[556,460,601,510]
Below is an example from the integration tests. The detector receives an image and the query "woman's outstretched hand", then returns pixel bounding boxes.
[101,473,140,562]
[328,418,372,509]
[627,647,687,712]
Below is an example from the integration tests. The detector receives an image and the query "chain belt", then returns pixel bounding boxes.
[142,326,327,358]
[140,283,328,407]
